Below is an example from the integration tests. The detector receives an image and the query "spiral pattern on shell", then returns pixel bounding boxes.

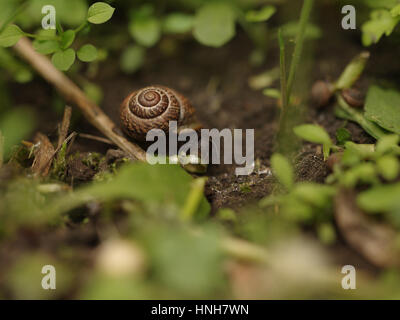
[120,85,196,141]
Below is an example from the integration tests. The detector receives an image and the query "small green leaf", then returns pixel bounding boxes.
[335,52,370,90]
[376,134,400,155]
[163,13,194,34]
[245,5,276,23]
[358,183,400,213]
[293,182,336,208]
[0,108,35,159]
[60,30,75,49]
[33,39,60,55]
[77,44,98,62]
[391,4,400,17]
[336,128,352,146]
[120,45,145,74]
[129,17,161,47]
[341,162,377,188]
[293,124,333,159]
[365,86,400,135]
[345,141,375,159]
[52,48,76,71]
[270,153,294,191]
[87,2,115,24]
[377,155,399,181]
[193,2,236,47]
[0,24,23,47]
[361,9,400,46]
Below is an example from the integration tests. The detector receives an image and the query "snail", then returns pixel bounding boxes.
[120,85,200,141]
[341,88,365,108]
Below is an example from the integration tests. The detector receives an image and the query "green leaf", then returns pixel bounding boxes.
[341,162,377,188]
[365,86,400,135]
[51,48,76,71]
[33,39,60,55]
[0,108,35,159]
[60,30,75,49]
[47,163,210,219]
[335,52,370,90]
[77,44,98,62]
[120,45,145,74]
[336,128,352,146]
[391,4,400,17]
[377,155,399,181]
[345,141,375,159]
[245,5,276,22]
[293,182,336,208]
[0,24,23,47]
[357,183,400,213]
[361,10,400,46]
[87,2,115,24]
[376,134,400,155]
[129,17,161,47]
[163,13,194,34]
[270,153,294,191]
[193,2,236,47]
[293,124,333,159]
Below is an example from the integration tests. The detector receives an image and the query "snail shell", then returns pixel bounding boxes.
[120,85,197,141]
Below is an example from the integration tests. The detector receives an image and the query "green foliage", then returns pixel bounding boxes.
[6,252,74,299]
[193,2,236,47]
[77,44,97,62]
[358,183,400,213]
[129,6,161,48]
[270,153,294,191]
[51,48,76,71]
[245,5,276,23]
[144,226,225,297]
[293,124,333,159]
[0,108,35,160]
[163,13,194,34]
[365,86,400,135]
[120,45,145,74]
[0,24,23,47]
[335,52,370,90]
[87,2,115,24]
[362,9,400,46]
[336,127,352,146]
[0,1,115,71]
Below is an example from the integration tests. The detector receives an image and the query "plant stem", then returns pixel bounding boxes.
[337,94,387,140]
[286,0,314,101]
[278,29,288,109]
[181,177,207,222]
[74,21,88,34]
[13,38,147,161]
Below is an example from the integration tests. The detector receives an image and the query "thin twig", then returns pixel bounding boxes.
[13,38,146,161]
[57,106,72,149]
[78,133,114,145]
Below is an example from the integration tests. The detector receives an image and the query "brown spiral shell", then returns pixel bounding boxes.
[120,85,196,141]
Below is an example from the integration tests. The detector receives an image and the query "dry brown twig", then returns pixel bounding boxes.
[13,37,146,162]
[57,105,72,149]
